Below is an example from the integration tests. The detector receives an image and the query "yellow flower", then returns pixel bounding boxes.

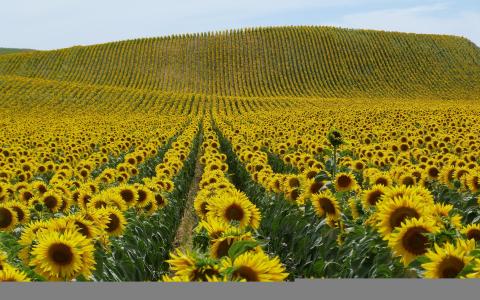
[29,229,95,281]
[422,240,473,278]
[221,251,288,282]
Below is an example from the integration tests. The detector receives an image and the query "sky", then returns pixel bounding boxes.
[1,0,479,50]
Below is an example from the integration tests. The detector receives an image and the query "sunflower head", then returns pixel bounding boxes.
[221,251,288,282]
[334,173,357,192]
[0,204,17,232]
[388,217,438,266]
[422,240,473,278]
[311,190,341,221]
[362,184,387,209]
[376,194,430,238]
[96,207,126,237]
[0,265,31,282]
[29,229,95,281]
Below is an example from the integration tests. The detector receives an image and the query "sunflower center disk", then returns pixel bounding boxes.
[225,204,245,222]
[0,208,13,228]
[439,256,465,278]
[233,266,260,282]
[319,198,336,215]
[402,227,429,255]
[107,214,121,232]
[390,207,420,229]
[49,243,74,266]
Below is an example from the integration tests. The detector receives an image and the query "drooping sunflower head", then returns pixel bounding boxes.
[388,217,438,266]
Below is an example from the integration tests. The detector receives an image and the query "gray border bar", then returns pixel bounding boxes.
[1,279,480,300]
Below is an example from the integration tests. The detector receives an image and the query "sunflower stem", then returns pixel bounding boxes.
[332,145,337,179]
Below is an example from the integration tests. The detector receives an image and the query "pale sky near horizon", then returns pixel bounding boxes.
[1,0,479,50]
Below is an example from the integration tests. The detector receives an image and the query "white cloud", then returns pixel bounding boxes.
[338,3,480,45]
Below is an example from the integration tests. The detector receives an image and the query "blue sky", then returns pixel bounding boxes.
[1,0,479,50]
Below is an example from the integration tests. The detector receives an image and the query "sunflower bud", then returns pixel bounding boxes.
[327,128,344,148]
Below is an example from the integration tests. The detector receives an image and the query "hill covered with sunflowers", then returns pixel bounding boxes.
[1,26,480,282]
[0,26,479,101]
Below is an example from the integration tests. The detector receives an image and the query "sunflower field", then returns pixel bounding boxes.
[1,26,480,282]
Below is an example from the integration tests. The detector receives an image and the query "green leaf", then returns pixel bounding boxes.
[469,249,480,259]
[408,255,430,269]
[457,262,476,278]
[228,240,259,260]
[312,259,325,277]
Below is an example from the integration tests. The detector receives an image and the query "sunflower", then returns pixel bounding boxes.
[0,204,17,232]
[29,229,95,281]
[462,224,480,242]
[466,173,479,192]
[135,185,155,208]
[17,220,50,264]
[0,265,31,282]
[87,194,110,210]
[388,217,438,266]
[154,192,168,209]
[18,189,35,203]
[221,251,288,282]
[65,214,102,239]
[198,216,232,240]
[142,199,158,215]
[371,173,393,187]
[194,194,211,219]
[98,207,126,236]
[40,191,63,212]
[311,190,341,221]
[422,240,473,278]
[399,174,416,187]
[362,184,387,209]
[116,184,138,207]
[166,249,221,282]
[77,189,93,209]
[207,190,261,229]
[7,201,30,224]
[376,195,430,238]
[334,172,358,192]
[210,230,254,259]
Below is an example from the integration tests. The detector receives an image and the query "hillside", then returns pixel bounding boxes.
[0,47,34,55]
[0,26,479,100]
